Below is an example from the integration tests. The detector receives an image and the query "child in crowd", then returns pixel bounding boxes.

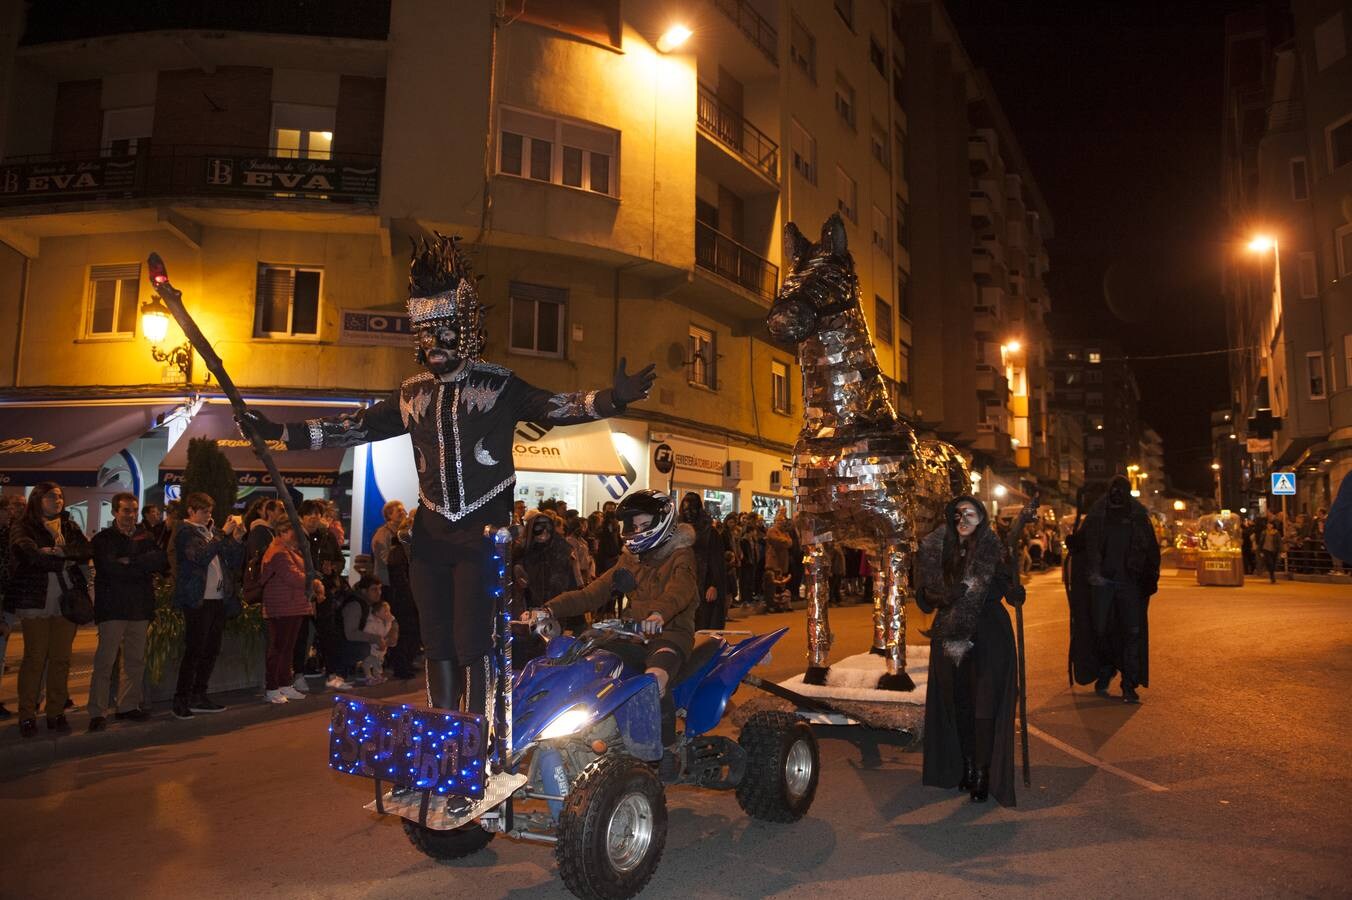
[362,600,398,684]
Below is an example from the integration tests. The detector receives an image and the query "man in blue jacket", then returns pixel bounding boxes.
[172,492,244,720]
[88,493,169,731]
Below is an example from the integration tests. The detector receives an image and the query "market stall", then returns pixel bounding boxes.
[1195,512,1244,586]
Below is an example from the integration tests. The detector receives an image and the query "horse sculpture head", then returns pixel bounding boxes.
[766,214,858,347]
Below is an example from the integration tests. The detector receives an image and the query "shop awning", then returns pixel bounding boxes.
[159,399,366,489]
[514,420,626,476]
[0,398,185,487]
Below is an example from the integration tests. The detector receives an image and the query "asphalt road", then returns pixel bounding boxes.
[2,571,1350,899]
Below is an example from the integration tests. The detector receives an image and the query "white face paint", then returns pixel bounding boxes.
[954,502,982,539]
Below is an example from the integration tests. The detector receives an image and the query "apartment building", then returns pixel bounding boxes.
[1048,339,1141,495]
[1221,1,1351,515]
[0,0,1068,544]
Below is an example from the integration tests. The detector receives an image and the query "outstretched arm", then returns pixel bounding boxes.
[515,358,656,424]
[239,390,407,451]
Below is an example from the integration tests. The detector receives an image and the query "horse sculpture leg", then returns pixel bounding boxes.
[803,542,833,685]
[869,544,887,656]
[876,544,916,692]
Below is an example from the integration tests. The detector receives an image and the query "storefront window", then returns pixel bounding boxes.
[515,472,582,511]
[752,493,792,522]
[702,488,735,519]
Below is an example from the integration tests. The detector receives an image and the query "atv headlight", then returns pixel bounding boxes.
[540,705,594,740]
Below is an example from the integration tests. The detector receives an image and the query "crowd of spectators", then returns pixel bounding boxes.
[0,489,419,739]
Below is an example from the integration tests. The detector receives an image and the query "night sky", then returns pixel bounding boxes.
[947,0,1259,494]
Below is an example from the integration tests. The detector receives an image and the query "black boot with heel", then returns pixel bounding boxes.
[970,767,990,803]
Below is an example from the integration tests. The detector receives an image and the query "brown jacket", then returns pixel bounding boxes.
[764,524,793,572]
[545,523,699,656]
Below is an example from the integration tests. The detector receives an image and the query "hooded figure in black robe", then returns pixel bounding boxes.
[1081,475,1159,703]
[916,494,1023,807]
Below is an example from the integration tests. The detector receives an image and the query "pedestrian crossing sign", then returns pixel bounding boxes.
[1271,472,1296,495]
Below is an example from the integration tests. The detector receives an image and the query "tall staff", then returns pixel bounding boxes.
[1006,486,1039,788]
[146,253,319,599]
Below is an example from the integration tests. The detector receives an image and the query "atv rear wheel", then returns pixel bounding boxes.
[735,711,820,822]
[402,819,495,860]
[556,754,667,900]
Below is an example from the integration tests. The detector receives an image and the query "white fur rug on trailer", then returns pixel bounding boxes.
[779,649,930,706]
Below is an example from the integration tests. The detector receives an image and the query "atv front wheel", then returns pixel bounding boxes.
[735,711,820,822]
[402,819,495,860]
[556,754,667,900]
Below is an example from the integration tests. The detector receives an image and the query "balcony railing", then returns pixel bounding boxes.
[696,83,779,183]
[711,0,778,66]
[0,144,381,207]
[695,220,778,301]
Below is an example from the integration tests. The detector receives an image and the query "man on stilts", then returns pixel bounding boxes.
[240,233,655,721]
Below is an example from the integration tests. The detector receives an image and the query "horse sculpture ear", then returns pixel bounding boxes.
[821,214,849,257]
[783,222,813,271]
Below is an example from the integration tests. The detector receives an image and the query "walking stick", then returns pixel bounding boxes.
[1015,586,1031,788]
[146,253,319,599]
[1007,487,1039,789]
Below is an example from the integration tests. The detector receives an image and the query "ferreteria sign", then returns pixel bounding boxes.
[204,156,379,199]
[0,157,140,202]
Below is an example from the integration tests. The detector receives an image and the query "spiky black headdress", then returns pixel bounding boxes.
[406,231,487,361]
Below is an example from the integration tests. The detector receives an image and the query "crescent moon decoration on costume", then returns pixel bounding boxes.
[767,214,970,691]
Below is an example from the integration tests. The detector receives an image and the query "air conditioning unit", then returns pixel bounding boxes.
[724,460,752,480]
[769,470,784,491]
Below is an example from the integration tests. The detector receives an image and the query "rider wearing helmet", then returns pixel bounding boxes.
[535,490,698,750]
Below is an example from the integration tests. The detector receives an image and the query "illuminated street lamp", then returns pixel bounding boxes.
[141,296,191,381]
[1246,235,1275,254]
[1173,499,1187,511]
[656,24,692,53]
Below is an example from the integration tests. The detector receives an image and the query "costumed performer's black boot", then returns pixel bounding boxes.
[959,757,976,792]
[425,658,463,711]
[970,767,990,803]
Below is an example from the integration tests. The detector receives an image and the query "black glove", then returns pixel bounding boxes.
[612,357,656,407]
[611,567,637,595]
[237,408,284,442]
[1006,583,1026,607]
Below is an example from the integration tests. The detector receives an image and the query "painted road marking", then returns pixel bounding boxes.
[1028,724,1170,793]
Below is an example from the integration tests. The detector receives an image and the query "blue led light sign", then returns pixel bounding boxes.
[328,695,487,798]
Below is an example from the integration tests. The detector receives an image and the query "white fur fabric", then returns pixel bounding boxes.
[778,649,929,706]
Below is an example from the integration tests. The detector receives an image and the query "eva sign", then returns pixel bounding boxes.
[1270,472,1296,495]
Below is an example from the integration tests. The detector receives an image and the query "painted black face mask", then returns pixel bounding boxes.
[415,323,462,376]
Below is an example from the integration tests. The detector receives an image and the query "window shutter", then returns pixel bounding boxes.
[90,263,140,281]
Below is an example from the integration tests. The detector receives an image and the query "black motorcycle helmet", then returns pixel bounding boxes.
[616,490,676,555]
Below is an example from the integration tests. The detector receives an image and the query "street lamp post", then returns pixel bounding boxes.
[140,296,192,382]
[1245,234,1283,516]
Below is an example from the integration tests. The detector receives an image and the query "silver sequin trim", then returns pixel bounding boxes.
[306,419,324,451]
[451,383,467,509]
[419,474,516,522]
[436,383,450,516]
[584,390,598,418]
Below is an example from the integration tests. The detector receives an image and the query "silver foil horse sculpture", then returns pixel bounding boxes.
[767,214,969,690]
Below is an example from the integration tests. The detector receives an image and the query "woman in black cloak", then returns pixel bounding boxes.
[916,495,1024,806]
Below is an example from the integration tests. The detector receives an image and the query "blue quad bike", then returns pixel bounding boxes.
[329,535,820,900]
